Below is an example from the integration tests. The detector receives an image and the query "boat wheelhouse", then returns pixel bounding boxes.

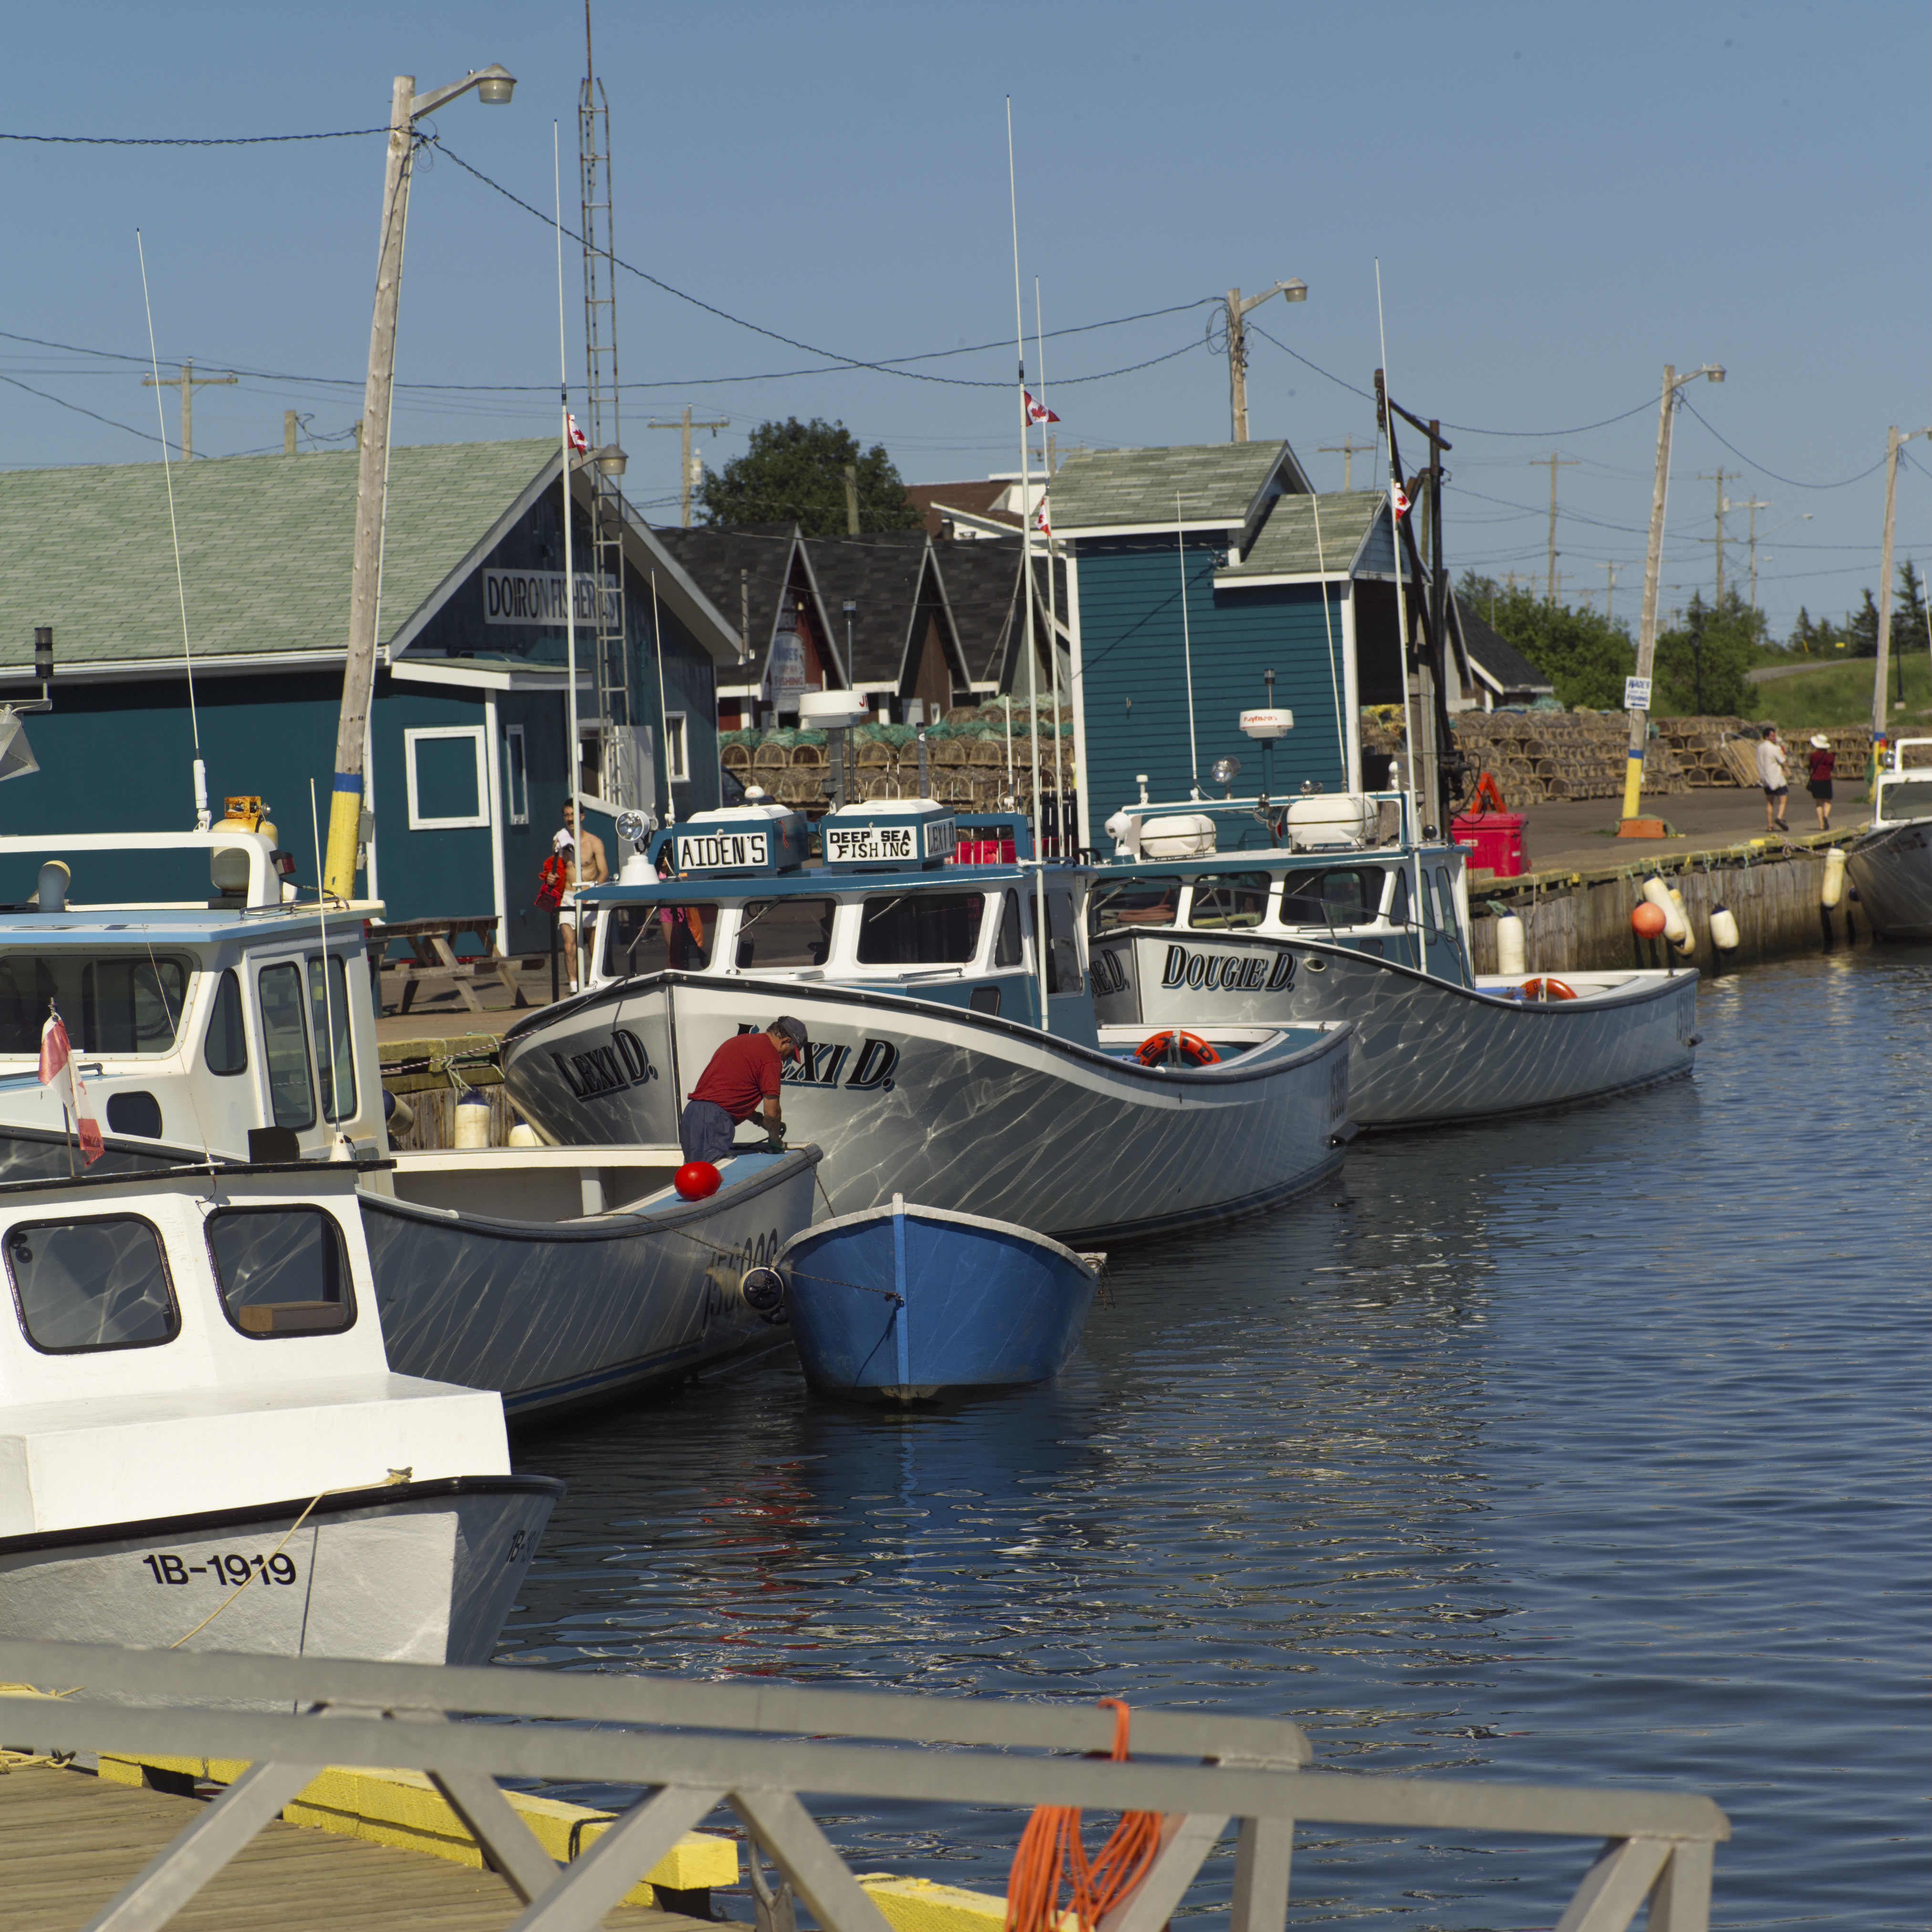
[1845,740,1932,941]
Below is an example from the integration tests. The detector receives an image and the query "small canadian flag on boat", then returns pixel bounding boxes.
[1024,389,1059,425]
[566,412,589,454]
[1389,478,1412,519]
[39,1008,103,1165]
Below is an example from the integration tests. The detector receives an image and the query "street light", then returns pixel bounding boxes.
[322,63,516,900]
[1224,279,1307,446]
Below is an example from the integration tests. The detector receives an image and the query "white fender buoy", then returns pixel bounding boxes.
[1641,875,1689,946]
[1710,904,1741,951]
[1666,884,1696,954]
[507,1120,542,1148]
[1495,910,1526,977]
[1821,846,1846,909]
[454,1091,494,1149]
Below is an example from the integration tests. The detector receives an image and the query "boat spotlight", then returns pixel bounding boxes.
[614,809,656,849]
[1211,756,1241,798]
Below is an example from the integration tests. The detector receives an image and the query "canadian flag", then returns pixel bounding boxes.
[1024,389,1059,426]
[1389,478,1412,520]
[566,412,589,455]
[39,1009,103,1165]
[1033,498,1053,538]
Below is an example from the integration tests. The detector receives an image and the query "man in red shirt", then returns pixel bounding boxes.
[680,1016,808,1162]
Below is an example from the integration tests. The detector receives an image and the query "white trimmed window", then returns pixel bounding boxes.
[664,712,689,785]
[504,725,530,825]
[405,726,490,830]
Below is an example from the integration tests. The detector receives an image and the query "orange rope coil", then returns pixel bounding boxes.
[1005,1700,1166,1932]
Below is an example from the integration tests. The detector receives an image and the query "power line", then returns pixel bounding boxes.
[0,370,174,449]
[1678,399,1891,490]
[0,126,385,145]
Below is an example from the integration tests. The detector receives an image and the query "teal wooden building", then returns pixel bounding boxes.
[0,439,738,953]
[1050,442,1418,849]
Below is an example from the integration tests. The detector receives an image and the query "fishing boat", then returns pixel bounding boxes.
[0,829,822,1413]
[1845,740,1932,940]
[1088,787,1698,1129]
[0,1159,558,1662]
[769,1194,1100,1400]
[500,798,1354,1246]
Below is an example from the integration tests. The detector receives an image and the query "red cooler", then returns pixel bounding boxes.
[1452,811,1527,878]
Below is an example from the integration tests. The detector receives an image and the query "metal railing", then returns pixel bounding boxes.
[0,1639,1726,1932]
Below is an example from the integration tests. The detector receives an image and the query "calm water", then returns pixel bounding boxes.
[501,949,1931,1930]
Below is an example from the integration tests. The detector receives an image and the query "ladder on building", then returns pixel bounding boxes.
[578,14,638,810]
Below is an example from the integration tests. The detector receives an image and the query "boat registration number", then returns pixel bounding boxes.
[141,1551,300,1587]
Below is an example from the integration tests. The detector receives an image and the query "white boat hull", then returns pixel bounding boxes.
[1846,821,1932,939]
[360,1150,820,1419]
[0,1475,558,1669]
[1091,931,1698,1128]
[500,975,1353,1246]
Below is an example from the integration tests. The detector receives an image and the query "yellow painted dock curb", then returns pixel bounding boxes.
[96,1752,736,1906]
[857,1872,1067,1932]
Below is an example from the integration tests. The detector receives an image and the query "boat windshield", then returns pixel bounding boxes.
[737,897,836,969]
[1091,876,1183,932]
[1876,778,1932,821]
[1278,868,1381,928]
[602,903,715,977]
[858,892,987,966]
[0,952,192,1058]
[1188,872,1272,930]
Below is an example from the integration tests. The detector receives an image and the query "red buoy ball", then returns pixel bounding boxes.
[1631,902,1667,938]
[674,1161,722,1201]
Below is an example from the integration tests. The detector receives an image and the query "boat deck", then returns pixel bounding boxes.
[0,1764,718,1932]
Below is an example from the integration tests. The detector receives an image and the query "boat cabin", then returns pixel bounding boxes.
[581,798,1099,1041]
[0,832,385,1172]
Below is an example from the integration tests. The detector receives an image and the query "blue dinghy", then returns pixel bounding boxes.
[773,1195,1101,1400]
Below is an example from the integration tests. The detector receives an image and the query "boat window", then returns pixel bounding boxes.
[5,1214,178,1353]
[737,897,836,969]
[203,968,248,1076]
[602,904,715,977]
[208,1207,354,1339]
[1278,869,1375,927]
[1434,867,1459,932]
[257,961,315,1130]
[0,954,190,1058]
[1188,872,1272,930]
[1386,869,1410,927]
[994,893,1023,967]
[1046,890,1083,996]
[1877,778,1932,818]
[857,892,986,966]
[307,957,356,1123]
[1089,877,1182,933]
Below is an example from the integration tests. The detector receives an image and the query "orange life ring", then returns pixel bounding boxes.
[1521,976,1577,1001]
[1135,1029,1221,1067]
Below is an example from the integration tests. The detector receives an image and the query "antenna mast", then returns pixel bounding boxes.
[580,4,637,811]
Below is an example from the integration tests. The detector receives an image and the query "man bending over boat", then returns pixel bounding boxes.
[680,1017,808,1162]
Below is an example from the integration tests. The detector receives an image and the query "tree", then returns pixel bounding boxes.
[1895,558,1928,653]
[1653,590,1761,717]
[696,417,921,537]
[1456,571,1634,709]
[1846,589,1881,657]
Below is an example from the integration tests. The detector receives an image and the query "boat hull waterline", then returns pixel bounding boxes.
[1091,931,1698,1128]
[779,1200,1099,1399]
[1845,821,1932,940]
[501,975,1354,1246]
[0,1475,559,1666]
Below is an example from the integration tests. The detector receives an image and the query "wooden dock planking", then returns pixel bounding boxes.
[0,1765,719,1932]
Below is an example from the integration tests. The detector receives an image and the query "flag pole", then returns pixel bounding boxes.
[555,123,585,989]
[1033,278,1066,852]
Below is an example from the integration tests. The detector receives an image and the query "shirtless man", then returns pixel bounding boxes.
[557,801,608,986]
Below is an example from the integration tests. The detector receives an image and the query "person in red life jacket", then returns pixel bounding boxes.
[680,1016,807,1162]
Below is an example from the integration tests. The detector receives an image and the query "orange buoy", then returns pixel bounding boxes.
[1631,901,1668,938]
[1134,1029,1220,1068]
[674,1160,723,1200]
[1522,976,1578,1001]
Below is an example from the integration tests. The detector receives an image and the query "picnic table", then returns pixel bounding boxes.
[368,915,528,1014]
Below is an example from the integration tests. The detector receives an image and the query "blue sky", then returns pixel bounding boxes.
[2,0,1925,638]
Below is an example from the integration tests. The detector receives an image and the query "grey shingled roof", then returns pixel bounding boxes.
[1219,490,1387,578]
[650,524,815,681]
[0,438,558,671]
[1453,596,1555,695]
[1048,441,1303,531]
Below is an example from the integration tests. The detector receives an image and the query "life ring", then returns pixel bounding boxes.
[1135,1029,1221,1067]
[1521,976,1577,1001]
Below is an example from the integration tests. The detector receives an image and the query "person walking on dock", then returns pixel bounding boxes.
[680,1017,808,1162]
[1755,727,1790,833]
[1806,734,1836,832]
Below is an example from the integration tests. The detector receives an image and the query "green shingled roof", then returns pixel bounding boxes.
[1048,442,1295,531]
[1221,490,1387,577]
[0,438,556,671]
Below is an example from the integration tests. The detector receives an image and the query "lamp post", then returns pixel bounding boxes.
[1618,361,1723,834]
[322,63,516,901]
[1224,280,1306,445]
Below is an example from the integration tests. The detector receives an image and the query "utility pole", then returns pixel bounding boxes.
[1602,560,1619,626]
[1697,469,1738,601]
[1871,426,1932,741]
[842,464,860,536]
[1319,435,1374,490]
[1728,495,1771,610]
[284,411,299,456]
[141,360,236,460]
[1533,454,1578,609]
[1620,360,1724,833]
[1222,279,1307,443]
[648,405,728,527]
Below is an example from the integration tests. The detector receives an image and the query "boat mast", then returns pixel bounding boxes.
[554,126,585,986]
